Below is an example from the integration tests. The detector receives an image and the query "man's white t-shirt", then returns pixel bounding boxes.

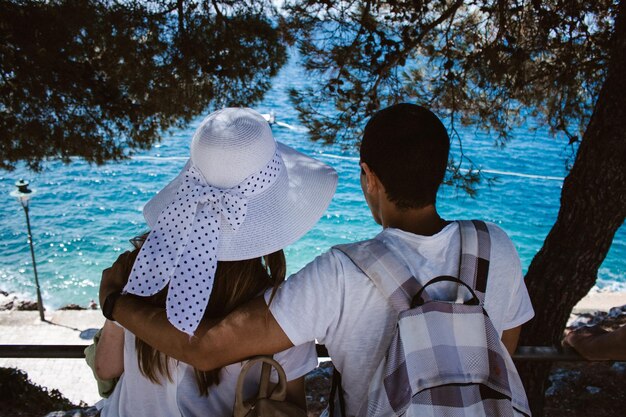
[266,222,534,416]
[101,329,316,417]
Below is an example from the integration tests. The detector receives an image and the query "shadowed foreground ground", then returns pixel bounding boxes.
[542,311,626,417]
[3,335,625,417]
[1,293,624,416]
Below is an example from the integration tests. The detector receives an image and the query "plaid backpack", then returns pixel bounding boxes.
[334,220,531,417]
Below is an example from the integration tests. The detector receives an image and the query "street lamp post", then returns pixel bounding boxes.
[10,179,45,321]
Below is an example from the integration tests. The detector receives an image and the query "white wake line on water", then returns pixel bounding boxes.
[319,153,359,161]
[317,153,564,181]
[131,156,188,161]
[478,169,564,181]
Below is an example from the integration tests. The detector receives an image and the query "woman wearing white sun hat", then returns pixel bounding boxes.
[94,107,337,417]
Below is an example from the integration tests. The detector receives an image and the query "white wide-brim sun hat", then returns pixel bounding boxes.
[142,107,338,261]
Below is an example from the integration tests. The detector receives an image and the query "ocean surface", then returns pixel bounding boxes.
[1,56,624,309]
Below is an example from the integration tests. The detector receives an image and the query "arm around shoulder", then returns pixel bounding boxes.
[112,250,340,370]
[113,294,294,371]
[190,297,295,371]
[107,249,338,371]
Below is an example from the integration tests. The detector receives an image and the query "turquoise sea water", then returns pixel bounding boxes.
[1,57,624,308]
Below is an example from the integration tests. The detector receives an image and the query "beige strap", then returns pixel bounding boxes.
[258,361,272,398]
[233,356,288,417]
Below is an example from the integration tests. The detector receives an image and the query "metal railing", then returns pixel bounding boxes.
[0,344,591,361]
[0,344,87,359]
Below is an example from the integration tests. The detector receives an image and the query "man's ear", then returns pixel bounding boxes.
[360,162,379,194]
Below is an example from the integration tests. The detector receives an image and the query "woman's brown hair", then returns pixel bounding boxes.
[131,233,286,395]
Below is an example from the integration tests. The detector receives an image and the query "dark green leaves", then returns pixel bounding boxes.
[0,0,285,170]
[282,0,618,192]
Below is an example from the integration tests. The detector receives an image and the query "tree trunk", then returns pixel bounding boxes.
[518,2,626,415]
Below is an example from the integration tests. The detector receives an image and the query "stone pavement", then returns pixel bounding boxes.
[0,310,105,406]
[572,291,626,314]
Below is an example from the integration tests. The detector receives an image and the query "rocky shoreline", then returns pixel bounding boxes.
[0,289,97,312]
[0,290,42,312]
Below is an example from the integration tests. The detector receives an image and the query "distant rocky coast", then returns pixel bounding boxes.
[0,289,97,312]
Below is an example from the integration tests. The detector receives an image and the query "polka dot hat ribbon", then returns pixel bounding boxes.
[124,151,284,335]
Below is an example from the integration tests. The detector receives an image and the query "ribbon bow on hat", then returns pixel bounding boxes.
[125,152,283,335]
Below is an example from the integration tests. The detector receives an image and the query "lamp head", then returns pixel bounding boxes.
[10,179,37,206]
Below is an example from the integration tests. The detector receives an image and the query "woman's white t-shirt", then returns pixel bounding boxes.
[100,329,316,417]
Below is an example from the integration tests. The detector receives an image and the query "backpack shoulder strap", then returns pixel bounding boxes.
[334,220,493,310]
[333,238,427,313]
[457,220,492,303]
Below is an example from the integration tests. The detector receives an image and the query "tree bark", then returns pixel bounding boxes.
[518,1,626,415]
